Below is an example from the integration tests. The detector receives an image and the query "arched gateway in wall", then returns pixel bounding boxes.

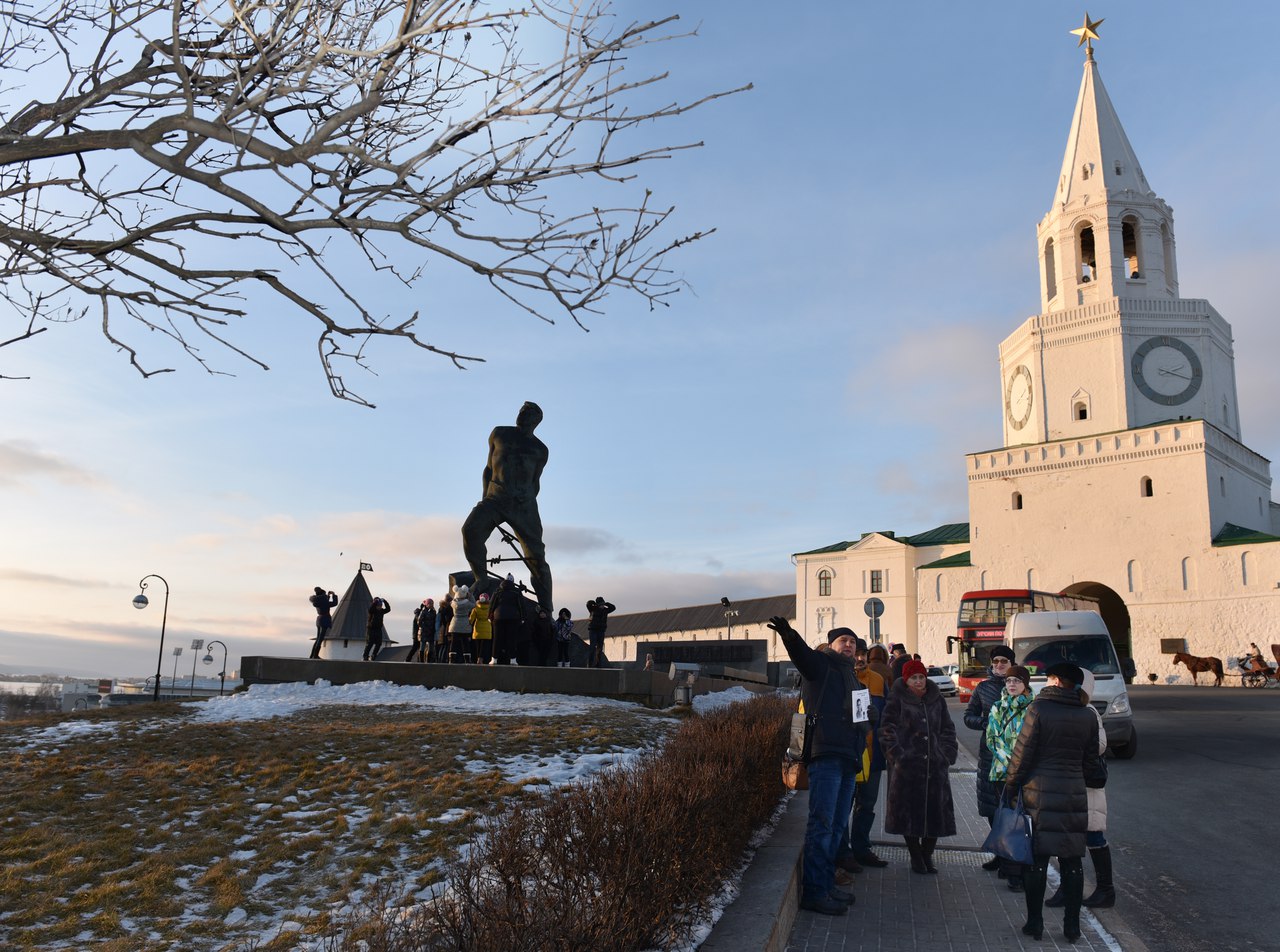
[1061,581,1131,662]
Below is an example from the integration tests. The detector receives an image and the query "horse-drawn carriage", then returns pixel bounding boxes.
[1236,644,1280,689]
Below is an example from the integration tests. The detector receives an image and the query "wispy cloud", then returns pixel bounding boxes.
[0,440,104,491]
[0,568,113,589]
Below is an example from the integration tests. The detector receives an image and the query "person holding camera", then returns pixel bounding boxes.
[308,586,337,659]
[363,597,391,661]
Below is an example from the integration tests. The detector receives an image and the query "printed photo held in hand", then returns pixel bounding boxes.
[0,0,747,404]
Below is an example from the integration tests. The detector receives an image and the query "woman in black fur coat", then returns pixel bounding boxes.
[879,659,958,874]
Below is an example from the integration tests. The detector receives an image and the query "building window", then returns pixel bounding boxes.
[1220,476,1227,497]
[1078,223,1097,282]
[1122,215,1142,278]
[1141,477,1154,497]
[1043,238,1057,300]
[1242,551,1253,587]
[870,570,883,594]
[1074,401,1088,420]
[1181,556,1196,592]
[1012,491,1023,510]
[1126,559,1138,594]
[934,574,943,603]
[818,569,832,597]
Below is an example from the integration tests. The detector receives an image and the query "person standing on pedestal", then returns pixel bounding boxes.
[308,586,337,659]
[363,597,391,661]
[586,596,615,668]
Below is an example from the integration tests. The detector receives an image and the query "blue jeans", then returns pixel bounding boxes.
[847,768,882,855]
[803,755,857,901]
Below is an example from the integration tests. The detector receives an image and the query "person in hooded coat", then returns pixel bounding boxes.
[470,593,493,664]
[963,644,1018,871]
[1004,662,1106,944]
[448,585,476,663]
[879,658,958,874]
[490,576,525,665]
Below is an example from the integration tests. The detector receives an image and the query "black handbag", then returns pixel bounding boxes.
[982,789,1034,865]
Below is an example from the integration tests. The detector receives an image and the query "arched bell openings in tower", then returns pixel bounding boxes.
[1043,238,1058,302]
[1121,214,1142,278]
[1160,222,1178,294]
[1077,221,1097,283]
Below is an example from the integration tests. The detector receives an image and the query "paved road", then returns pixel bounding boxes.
[955,684,1279,952]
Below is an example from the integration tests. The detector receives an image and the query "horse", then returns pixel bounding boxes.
[1173,652,1224,686]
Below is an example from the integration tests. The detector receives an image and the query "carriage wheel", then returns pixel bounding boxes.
[1243,672,1266,689]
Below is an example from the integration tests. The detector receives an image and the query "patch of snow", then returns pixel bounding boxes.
[691,685,759,714]
[184,680,643,724]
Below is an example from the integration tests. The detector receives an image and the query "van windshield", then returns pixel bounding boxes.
[1012,635,1120,676]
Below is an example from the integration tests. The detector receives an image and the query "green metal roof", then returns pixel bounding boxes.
[792,540,857,556]
[919,550,972,569]
[903,523,971,547]
[1212,522,1280,547]
[794,522,970,557]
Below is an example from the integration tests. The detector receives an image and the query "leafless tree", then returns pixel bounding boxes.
[0,0,745,404]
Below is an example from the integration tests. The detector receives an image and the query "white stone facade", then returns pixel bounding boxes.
[796,48,1280,686]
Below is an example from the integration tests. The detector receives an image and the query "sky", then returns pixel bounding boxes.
[4,2,1280,678]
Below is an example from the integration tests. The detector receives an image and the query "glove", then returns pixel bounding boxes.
[866,702,880,725]
[767,616,795,637]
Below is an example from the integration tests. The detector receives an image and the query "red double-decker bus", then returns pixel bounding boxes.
[947,589,1100,700]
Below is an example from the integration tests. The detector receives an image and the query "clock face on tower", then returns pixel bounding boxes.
[1131,336,1203,406]
[1005,364,1033,430]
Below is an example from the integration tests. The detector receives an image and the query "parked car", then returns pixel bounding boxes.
[927,666,958,697]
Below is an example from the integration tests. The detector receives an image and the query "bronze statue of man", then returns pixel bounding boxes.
[461,401,553,612]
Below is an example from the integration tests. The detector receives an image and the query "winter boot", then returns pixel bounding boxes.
[922,837,938,874]
[904,836,929,875]
[1021,859,1047,941]
[981,855,1002,871]
[1060,856,1085,943]
[1082,846,1116,908]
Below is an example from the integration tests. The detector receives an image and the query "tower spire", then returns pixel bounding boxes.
[1036,13,1178,312]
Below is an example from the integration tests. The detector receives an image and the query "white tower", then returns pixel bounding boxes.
[997,33,1242,449]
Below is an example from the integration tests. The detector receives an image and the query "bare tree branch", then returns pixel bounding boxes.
[0,0,748,404]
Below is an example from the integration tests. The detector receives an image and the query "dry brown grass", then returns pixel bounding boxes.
[0,699,673,951]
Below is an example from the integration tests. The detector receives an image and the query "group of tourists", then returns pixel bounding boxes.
[771,617,1113,945]
[309,581,615,667]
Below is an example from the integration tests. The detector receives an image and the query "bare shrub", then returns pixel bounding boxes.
[424,694,791,952]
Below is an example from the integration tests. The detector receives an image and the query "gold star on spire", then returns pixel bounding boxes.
[1070,12,1104,59]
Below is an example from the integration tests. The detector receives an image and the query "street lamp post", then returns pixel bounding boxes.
[171,647,183,691]
[133,574,170,702]
[203,640,228,696]
[188,639,204,696]
[721,597,739,640]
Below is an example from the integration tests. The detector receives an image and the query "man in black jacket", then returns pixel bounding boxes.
[770,618,870,917]
[963,644,1017,874]
[586,597,615,668]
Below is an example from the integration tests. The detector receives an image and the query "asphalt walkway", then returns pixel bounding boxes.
[706,739,1148,952]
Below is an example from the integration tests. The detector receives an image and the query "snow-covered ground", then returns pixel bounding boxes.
[3,681,769,951]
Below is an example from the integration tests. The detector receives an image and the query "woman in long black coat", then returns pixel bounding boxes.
[1004,662,1105,943]
[879,659,958,874]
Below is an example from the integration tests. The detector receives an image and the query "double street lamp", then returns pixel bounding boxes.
[132,574,170,702]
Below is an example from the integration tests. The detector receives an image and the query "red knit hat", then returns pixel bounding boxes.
[901,659,928,680]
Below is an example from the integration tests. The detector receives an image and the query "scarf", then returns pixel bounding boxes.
[985,690,1032,781]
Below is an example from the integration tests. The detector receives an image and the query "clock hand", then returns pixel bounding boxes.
[1157,367,1190,380]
